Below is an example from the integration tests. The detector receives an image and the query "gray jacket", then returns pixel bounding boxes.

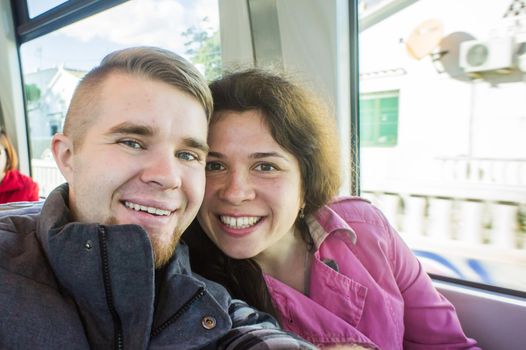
[0,184,315,349]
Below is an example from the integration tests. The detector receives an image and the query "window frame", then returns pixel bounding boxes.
[10,0,128,43]
[349,0,361,196]
[9,0,129,174]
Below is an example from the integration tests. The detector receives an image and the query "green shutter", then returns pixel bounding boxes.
[359,91,399,147]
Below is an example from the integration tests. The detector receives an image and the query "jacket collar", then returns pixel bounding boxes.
[36,183,73,251]
[306,204,357,250]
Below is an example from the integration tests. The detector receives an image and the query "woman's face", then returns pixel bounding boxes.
[0,146,7,176]
[198,110,303,261]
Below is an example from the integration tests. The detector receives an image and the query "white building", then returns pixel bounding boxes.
[24,66,85,158]
[24,66,85,196]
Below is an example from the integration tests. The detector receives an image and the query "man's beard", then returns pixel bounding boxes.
[151,229,181,268]
[107,215,181,268]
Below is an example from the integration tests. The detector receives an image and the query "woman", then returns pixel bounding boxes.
[184,69,479,349]
[0,128,39,203]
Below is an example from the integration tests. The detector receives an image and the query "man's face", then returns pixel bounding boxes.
[56,72,208,267]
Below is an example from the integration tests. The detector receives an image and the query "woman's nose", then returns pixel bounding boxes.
[218,170,255,204]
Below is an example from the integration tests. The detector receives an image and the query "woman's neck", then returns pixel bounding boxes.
[254,229,311,294]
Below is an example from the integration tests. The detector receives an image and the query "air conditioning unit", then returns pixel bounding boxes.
[459,37,514,73]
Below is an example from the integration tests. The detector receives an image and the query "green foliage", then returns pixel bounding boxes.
[24,83,41,103]
[182,17,221,81]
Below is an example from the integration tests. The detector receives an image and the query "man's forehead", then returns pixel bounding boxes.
[96,73,207,130]
[103,73,205,114]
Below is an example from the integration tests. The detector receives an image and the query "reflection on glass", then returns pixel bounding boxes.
[358,0,526,292]
[20,0,221,196]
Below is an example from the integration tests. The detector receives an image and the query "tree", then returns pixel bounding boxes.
[182,17,221,81]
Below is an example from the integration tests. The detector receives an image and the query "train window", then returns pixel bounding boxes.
[17,0,221,196]
[26,0,68,18]
[358,0,526,293]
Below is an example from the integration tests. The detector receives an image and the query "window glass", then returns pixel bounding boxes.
[20,0,221,196]
[27,0,68,18]
[358,0,526,292]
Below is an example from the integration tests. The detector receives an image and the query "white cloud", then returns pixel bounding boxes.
[59,0,220,54]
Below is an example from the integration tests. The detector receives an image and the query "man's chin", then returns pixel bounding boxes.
[101,216,182,268]
[150,230,182,268]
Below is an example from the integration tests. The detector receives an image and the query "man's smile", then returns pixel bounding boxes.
[123,200,173,216]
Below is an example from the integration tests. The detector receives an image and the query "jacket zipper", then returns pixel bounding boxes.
[150,287,206,337]
[98,225,124,350]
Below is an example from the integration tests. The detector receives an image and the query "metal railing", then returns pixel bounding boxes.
[31,159,65,197]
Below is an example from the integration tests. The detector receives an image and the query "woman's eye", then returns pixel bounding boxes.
[254,163,277,172]
[120,140,143,149]
[177,151,199,161]
[205,161,224,171]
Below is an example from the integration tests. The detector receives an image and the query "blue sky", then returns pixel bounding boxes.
[21,0,219,73]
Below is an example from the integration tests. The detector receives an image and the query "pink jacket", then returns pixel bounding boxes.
[264,197,479,349]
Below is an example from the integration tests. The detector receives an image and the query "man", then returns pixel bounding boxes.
[0,47,315,349]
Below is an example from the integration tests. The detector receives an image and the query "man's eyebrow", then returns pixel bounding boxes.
[106,123,208,153]
[183,137,209,154]
[106,122,155,136]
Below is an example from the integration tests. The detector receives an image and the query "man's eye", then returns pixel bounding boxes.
[205,161,225,171]
[254,163,277,172]
[120,140,143,149]
[177,151,198,161]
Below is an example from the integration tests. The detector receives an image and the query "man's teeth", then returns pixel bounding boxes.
[220,216,261,229]
[124,201,171,216]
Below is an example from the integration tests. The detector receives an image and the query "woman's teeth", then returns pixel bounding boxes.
[220,215,261,229]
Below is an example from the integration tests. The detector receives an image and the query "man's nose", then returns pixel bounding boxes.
[141,151,182,189]
[218,170,255,205]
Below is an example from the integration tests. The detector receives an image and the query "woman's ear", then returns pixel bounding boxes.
[51,133,74,184]
[299,203,306,219]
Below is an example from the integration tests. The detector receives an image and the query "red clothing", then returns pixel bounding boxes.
[0,170,39,204]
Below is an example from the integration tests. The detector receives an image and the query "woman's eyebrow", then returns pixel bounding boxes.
[207,151,290,161]
[207,151,224,158]
[250,152,289,161]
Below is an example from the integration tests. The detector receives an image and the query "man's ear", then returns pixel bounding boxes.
[51,133,74,183]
